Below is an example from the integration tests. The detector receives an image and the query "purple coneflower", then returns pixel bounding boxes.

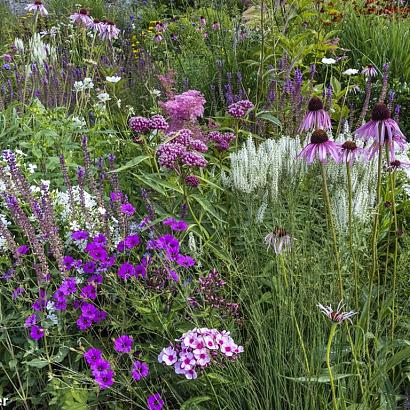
[298,129,340,165]
[89,18,104,32]
[70,8,93,27]
[339,141,365,165]
[99,21,120,41]
[199,16,206,26]
[26,0,48,16]
[355,102,406,160]
[264,228,291,255]
[361,65,377,77]
[387,159,410,171]
[299,97,332,132]
[211,21,220,30]
[154,34,163,43]
[317,301,357,324]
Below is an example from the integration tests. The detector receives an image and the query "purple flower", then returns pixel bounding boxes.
[110,191,123,202]
[131,360,149,381]
[16,245,29,255]
[94,369,115,390]
[176,254,196,267]
[63,256,75,270]
[81,302,98,319]
[12,287,25,299]
[71,230,89,241]
[298,130,340,165]
[60,277,77,295]
[163,218,188,231]
[87,247,107,262]
[129,116,151,134]
[124,234,141,249]
[227,100,254,118]
[299,97,332,132]
[77,315,93,330]
[30,325,44,340]
[84,347,103,366]
[55,300,67,311]
[117,262,135,280]
[147,393,164,410]
[149,114,168,131]
[80,284,97,300]
[99,21,120,41]
[25,1,48,17]
[91,358,111,376]
[93,310,107,323]
[25,314,37,328]
[339,141,365,165]
[185,175,200,187]
[355,103,406,160]
[114,335,133,353]
[83,261,96,274]
[120,203,135,216]
[70,8,93,27]
[93,234,107,245]
[134,264,146,278]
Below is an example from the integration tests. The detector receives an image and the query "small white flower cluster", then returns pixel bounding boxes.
[0,214,11,252]
[73,77,95,92]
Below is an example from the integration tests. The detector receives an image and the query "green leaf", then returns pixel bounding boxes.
[181,396,212,410]
[189,194,226,223]
[24,358,50,369]
[206,373,230,383]
[110,155,150,173]
[255,111,282,128]
[286,373,354,383]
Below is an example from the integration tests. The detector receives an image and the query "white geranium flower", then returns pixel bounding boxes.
[83,77,94,89]
[73,81,84,92]
[343,68,359,76]
[106,76,121,83]
[27,164,38,174]
[322,57,336,65]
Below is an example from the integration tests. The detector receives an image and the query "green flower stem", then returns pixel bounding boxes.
[346,161,358,308]
[326,323,338,410]
[390,170,398,340]
[321,163,343,299]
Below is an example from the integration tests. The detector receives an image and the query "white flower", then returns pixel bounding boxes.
[116,99,122,108]
[151,89,161,97]
[106,76,121,83]
[46,314,59,325]
[41,180,50,188]
[97,92,111,103]
[98,207,107,215]
[343,68,359,76]
[72,116,86,128]
[83,77,94,89]
[73,81,84,92]
[14,38,25,52]
[27,164,38,174]
[321,57,336,65]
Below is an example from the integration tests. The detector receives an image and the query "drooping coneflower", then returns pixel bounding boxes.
[317,301,357,324]
[298,129,339,165]
[387,159,410,171]
[339,140,365,166]
[299,96,332,132]
[99,21,120,41]
[361,65,377,77]
[264,228,291,255]
[355,102,406,160]
[70,8,93,27]
[25,0,48,17]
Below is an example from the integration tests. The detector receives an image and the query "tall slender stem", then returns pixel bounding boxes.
[326,323,338,410]
[321,163,343,299]
[390,170,398,340]
[346,161,358,308]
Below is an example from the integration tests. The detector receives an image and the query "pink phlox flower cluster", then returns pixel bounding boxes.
[157,129,208,169]
[227,100,254,118]
[158,328,243,379]
[129,114,169,134]
[208,131,236,151]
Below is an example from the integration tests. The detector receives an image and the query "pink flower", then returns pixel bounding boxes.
[25,0,48,17]
[355,103,406,160]
[193,349,211,366]
[362,65,377,77]
[299,97,332,132]
[147,393,164,410]
[388,159,410,171]
[339,141,365,165]
[131,360,149,381]
[211,21,220,30]
[179,352,196,370]
[184,368,198,379]
[158,346,177,365]
[298,129,340,164]
[264,228,291,255]
[317,301,357,324]
[114,335,133,353]
[70,9,93,27]
[99,21,120,41]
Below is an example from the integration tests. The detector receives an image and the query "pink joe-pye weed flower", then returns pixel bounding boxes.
[298,129,340,165]
[70,8,93,27]
[264,228,292,255]
[299,97,332,132]
[339,141,366,166]
[355,102,407,160]
[317,301,357,324]
[26,0,48,17]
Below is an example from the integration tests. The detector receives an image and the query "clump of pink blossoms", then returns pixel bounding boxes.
[227,100,254,118]
[158,327,243,380]
[156,128,208,169]
[129,114,168,134]
[160,90,206,131]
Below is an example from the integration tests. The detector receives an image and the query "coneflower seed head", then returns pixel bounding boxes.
[308,96,324,112]
[371,103,390,121]
[311,129,328,144]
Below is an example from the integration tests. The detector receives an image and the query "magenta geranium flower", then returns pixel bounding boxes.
[299,97,332,132]
[25,1,48,17]
[114,335,133,353]
[16,244,29,255]
[30,325,44,340]
[131,360,149,381]
[94,369,115,390]
[298,129,340,164]
[84,347,103,366]
[120,203,135,216]
[147,393,164,410]
[339,141,365,166]
[70,8,93,27]
[355,103,406,160]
